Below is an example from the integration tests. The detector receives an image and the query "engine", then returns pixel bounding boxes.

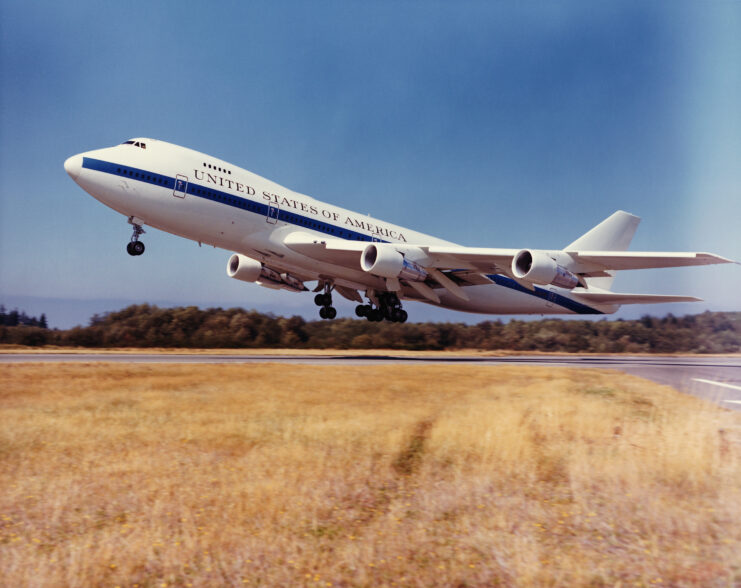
[226,254,306,292]
[360,244,428,282]
[511,250,580,289]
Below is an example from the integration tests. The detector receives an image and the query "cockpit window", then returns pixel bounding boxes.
[121,140,146,149]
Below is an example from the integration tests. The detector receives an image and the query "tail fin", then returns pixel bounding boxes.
[564,210,641,290]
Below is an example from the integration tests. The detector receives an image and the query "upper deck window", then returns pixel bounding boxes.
[203,162,232,174]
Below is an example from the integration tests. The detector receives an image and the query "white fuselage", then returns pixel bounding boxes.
[64,138,611,316]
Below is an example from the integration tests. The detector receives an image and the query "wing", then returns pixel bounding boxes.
[565,251,734,271]
[282,232,734,303]
[284,234,520,273]
[285,233,733,274]
[424,247,734,274]
[283,232,368,266]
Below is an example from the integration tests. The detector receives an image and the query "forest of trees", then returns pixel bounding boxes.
[0,304,739,353]
[0,306,48,329]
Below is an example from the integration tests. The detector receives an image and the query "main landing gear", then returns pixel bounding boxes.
[312,284,408,322]
[126,220,146,256]
[314,284,337,320]
[355,292,408,323]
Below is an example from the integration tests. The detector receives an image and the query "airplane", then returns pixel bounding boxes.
[64,138,734,322]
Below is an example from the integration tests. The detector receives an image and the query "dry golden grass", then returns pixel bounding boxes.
[1,364,740,587]
[2,345,740,357]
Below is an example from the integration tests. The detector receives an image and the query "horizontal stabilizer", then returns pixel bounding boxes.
[571,292,702,305]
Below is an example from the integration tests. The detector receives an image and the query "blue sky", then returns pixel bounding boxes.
[1,1,739,328]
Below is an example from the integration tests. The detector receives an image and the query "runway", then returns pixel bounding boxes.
[2,352,740,409]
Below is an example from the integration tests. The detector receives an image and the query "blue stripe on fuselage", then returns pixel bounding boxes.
[486,274,603,314]
[82,156,602,315]
[82,157,379,242]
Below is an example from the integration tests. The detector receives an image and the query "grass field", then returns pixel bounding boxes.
[1,364,740,587]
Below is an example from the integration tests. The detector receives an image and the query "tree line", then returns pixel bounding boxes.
[0,303,739,352]
[0,306,48,329]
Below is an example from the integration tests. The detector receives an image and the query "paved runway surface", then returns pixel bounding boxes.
[3,352,740,410]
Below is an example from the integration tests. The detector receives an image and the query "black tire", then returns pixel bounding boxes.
[326,306,337,319]
[126,242,136,256]
[319,306,328,319]
[132,241,145,256]
[368,309,383,322]
[315,293,331,306]
[398,310,408,323]
[355,304,368,317]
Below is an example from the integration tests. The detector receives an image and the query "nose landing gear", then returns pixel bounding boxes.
[126,218,146,256]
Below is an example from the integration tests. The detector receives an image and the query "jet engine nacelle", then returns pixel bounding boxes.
[226,254,306,292]
[511,250,580,289]
[227,254,263,283]
[360,244,428,282]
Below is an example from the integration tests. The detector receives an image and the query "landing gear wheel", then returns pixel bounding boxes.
[368,309,383,322]
[319,306,337,320]
[361,291,408,322]
[314,288,333,308]
[126,241,145,256]
[127,219,146,256]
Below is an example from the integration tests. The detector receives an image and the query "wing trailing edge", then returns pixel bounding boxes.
[566,251,735,272]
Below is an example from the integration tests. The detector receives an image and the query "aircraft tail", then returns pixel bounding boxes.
[564,210,641,290]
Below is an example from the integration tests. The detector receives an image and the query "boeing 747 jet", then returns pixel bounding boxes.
[64,138,733,322]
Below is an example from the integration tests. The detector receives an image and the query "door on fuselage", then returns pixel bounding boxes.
[267,203,279,224]
[173,175,188,198]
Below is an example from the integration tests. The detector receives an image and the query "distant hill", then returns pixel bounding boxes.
[1,304,739,353]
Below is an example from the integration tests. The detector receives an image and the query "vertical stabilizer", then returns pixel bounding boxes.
[564,210,641,290]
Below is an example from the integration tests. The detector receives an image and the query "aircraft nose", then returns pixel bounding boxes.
[64,154,82,180]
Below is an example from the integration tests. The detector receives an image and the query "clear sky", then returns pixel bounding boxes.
[1,1,739,328]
